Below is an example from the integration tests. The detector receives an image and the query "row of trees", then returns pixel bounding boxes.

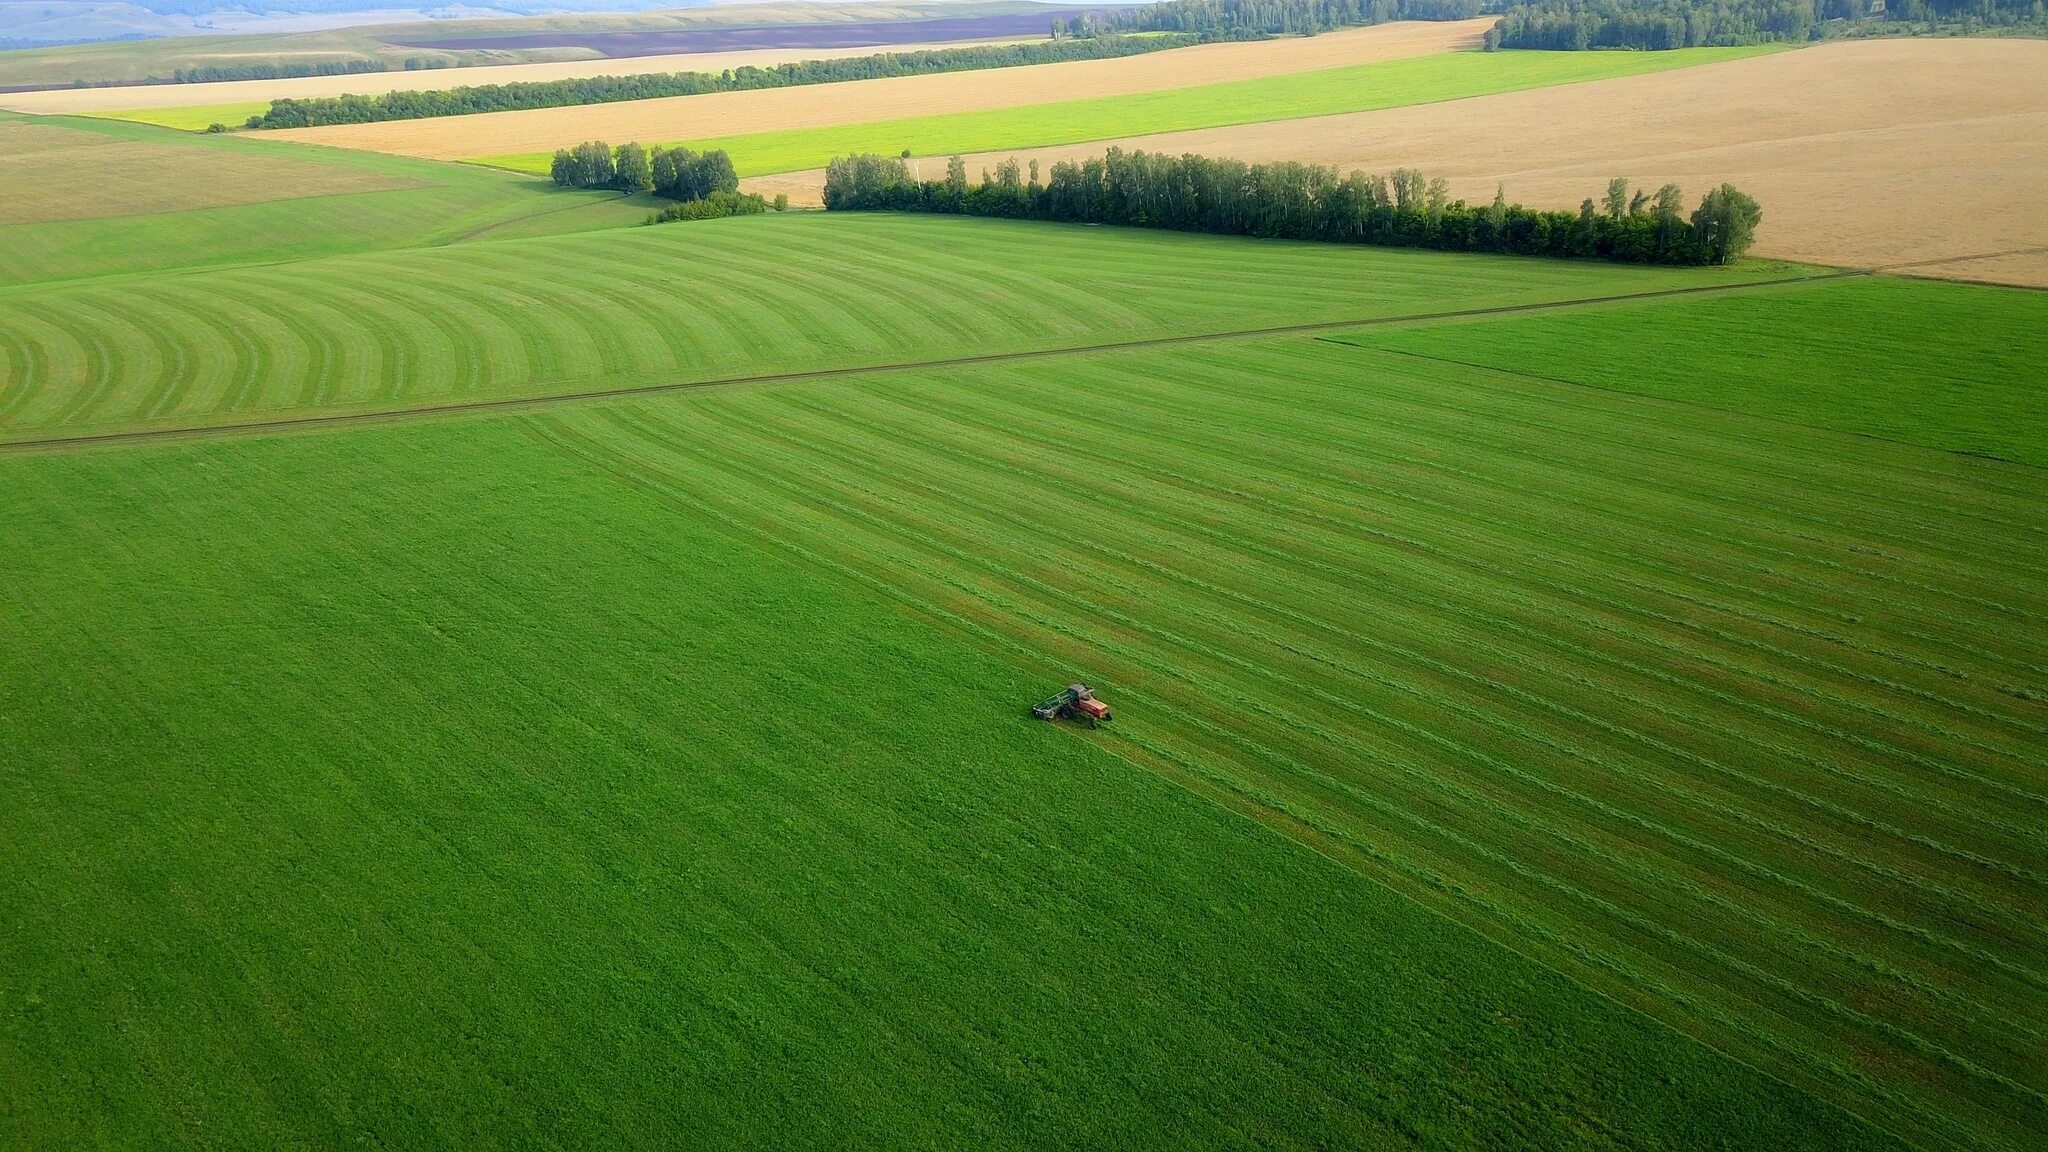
[1488,0,2045,49]
[1077,0,1486,39]
[646,190,776,224]
[823,150,1764,266]
[245,33,1199,129]
[548,141,741,201]
[174,58,426,85]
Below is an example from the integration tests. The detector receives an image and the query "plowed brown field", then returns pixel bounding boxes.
[750,38,2048,285]
[259,20,1492,160]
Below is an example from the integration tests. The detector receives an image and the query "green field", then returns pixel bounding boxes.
[0,212,1803,442]
[3,146,2044,1150]
[1344,275,2048,466]
[472,45,1780,176]
[92,101,273,132]
[0,113,655,286]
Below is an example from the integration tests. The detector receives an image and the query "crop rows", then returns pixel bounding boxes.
[527,336,2048,1152]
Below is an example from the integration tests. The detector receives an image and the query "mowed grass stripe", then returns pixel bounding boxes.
[472,46,1781,177]
[523,328,2047,1152]
[0,214,1801,441]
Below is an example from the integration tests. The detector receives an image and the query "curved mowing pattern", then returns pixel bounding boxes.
[0,213,1794,442]
[528,337,2048,1152]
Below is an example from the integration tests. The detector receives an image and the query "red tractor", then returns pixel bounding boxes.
[1032,684,1113,727]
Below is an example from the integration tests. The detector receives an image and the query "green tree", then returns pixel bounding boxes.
[1691,184,1763,264]
[1603,176,1630,220]
[613,142,652,193]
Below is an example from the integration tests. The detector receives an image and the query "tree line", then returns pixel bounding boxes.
[823,150,1764,265]
[175,58,442,85]
[1075,0,1485,40]
[548,140,742,202]
[244,34,1199,130]
[1487,0,2045,50]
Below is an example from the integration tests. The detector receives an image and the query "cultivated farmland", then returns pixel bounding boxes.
[0,0,1054,88]
[0,113,652,284]
[2,203,2044,1151]
[3,21,2044,1150]
[0,37,1048,119]
[0,213,1799,442]
[264,20,1496,161]
[791,37,2048,283]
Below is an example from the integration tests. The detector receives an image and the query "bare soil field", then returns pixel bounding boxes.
[0,36,1041,115]
[261,20,1492,160]
[751,38,2048,285]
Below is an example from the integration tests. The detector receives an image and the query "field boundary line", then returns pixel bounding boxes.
[0,268,1854,455]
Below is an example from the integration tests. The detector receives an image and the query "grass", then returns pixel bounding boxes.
[470,45,1783,176]
[525,322,2048,1152]
[0,415,1887,1151]
[3,209,2042,1151]
[0,212,1803,441]
[1336,275,2048,467]
[0,113,656,285]
[92,101,273,132]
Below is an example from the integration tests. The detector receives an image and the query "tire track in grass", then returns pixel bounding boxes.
[704,385,2048,1041]
[1056,338,2048,717]
[1338,337,2048,544]
[979,362,2048,788]
[777,382,2048,924]
[528,405,2001,1152]
[886,365,2048,831]
[641,398,2045,1113]
[559,402,2005,1152]
[724,383,2048,996]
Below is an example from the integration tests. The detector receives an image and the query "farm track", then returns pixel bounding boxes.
[0,268,1851,454]
[525,335,2048,1152]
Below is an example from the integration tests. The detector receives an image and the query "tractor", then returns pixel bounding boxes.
[1032,683,1113,727]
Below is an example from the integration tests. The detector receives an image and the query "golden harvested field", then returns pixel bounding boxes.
[749,38,2048,285]
[0,37,1038,116]
[260,20,1492,160]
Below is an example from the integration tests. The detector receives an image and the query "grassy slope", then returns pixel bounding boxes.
[0,114,654,286]
[528,323,2048,1152]
[1337,275,2048,467]
[469,45,1780,176]
[0,417,1882,1151]
[0,212,1801,441]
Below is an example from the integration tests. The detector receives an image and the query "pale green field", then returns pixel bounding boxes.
[94,101,272,132]
[0,113,656,286]
[468,45,1780,176]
